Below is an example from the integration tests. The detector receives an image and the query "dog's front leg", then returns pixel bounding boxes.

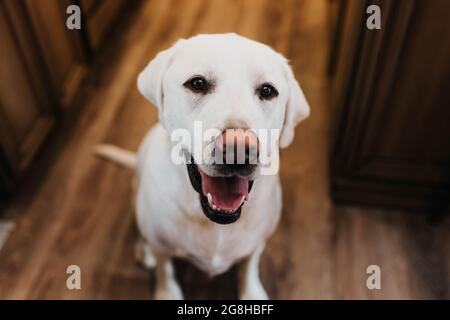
[154,254,183,300]
[238,243,269,300]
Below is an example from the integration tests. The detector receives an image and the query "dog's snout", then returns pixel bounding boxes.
[214,129,259,165]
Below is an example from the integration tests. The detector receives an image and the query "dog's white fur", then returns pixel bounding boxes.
[97,33,309,299]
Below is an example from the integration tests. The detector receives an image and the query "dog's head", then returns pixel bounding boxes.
[138,33,309,224]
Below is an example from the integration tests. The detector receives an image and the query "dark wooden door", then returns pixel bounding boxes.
[0,1,57,181]
[80,0,127,52]
[330,0,450,211]
[0,0,129,195]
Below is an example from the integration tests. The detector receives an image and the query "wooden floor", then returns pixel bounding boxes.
[0,0,449,299]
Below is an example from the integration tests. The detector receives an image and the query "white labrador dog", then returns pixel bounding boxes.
[96,33,309,299]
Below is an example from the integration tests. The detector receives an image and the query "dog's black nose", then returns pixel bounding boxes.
[216,128,259,165]
[222,144,258,165]
[212,129,259,176]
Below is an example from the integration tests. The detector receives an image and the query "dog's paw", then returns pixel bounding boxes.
[240,283,269,300]
[134,239,156,269]
[154,280,184,300]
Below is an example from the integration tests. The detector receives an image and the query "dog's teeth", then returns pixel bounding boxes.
[207,193,213,206]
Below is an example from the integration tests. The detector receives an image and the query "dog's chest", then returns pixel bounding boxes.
[163,219,245,274]
[179,231,236,276]
[173,205,278,276]
[137,182,279,276]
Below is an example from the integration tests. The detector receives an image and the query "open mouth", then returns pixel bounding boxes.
[187,160,254,224]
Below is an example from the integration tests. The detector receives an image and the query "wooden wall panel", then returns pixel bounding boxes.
[24,0,87,107]
[330,0,450,212]
[0,8,39,140]
[1,3,58,173]
[83,0,127,51]
[3,1,55,111]
[0,0,134,194]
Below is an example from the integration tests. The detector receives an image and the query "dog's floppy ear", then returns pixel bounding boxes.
[137,40,185,115]
[279,61,310,148]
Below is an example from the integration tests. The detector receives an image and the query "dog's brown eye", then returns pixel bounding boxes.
[184,76,209,93]
[257,83,278,100]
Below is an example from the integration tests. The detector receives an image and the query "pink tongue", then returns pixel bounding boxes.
[200,172,249,211]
